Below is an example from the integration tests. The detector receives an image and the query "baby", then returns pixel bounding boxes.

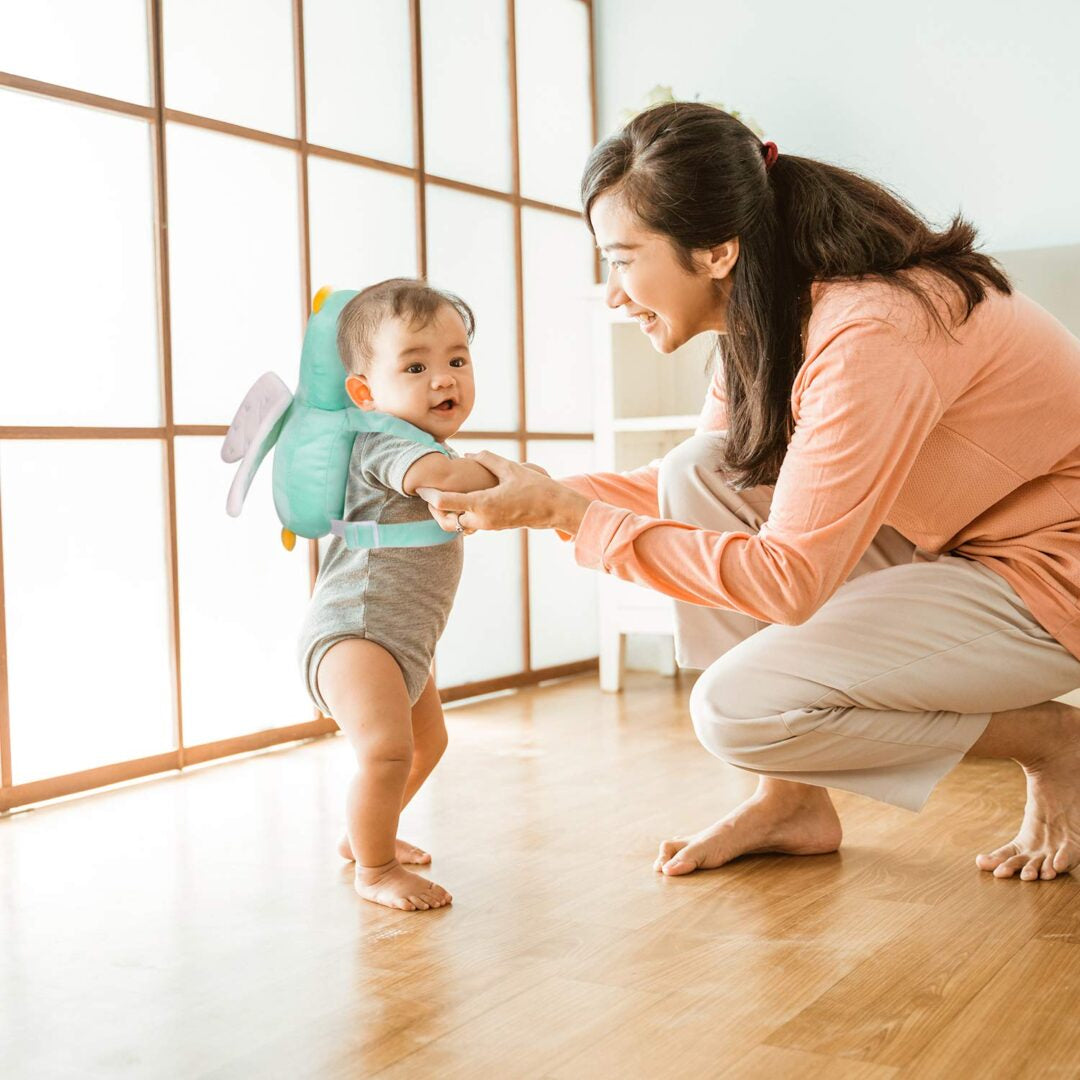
[297,277,497,912]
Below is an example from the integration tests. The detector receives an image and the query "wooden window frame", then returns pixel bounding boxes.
[0,0,600,811]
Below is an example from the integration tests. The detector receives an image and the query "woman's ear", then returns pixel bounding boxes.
[700,237,740,281]
[345,374,375,411]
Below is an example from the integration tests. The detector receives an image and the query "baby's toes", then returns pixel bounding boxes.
[993,853,1029,878]
[407,894,431,911]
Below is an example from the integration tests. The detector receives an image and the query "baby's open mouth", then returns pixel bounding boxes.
[432,399,457,412]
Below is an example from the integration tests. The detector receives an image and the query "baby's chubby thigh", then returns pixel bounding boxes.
[316,637,414,759]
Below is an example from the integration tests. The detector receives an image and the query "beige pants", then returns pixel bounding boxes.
[660,434,1080,811]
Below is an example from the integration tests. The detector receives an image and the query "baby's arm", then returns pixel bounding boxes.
[402,453,498,496]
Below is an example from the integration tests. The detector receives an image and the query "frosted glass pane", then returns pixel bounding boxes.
[516,0,592,208]
[426,187,517,432]
[163,0,295,137]
[0,91,160,426]
[0,0,149,104]
[421,0,511,191]
[308,156,417,291]
[175,438,313,744]
[526,439,598,668]
[167,123,302,426]
[305,0,413,166]
[522,209,595,433]
[435,439,523,688]
[1,441,174,783]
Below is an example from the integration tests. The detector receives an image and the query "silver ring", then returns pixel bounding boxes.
[455,513,465,533]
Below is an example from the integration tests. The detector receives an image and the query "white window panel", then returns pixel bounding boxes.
[175,437,314,744]
[1,440,174,783]
[0,0,150,105]
[525,439,598,668]
[304,0,414,167]
[0,91,160,427]
[166,122,302,426]
[163,0,296,137]
[515,0,592,209]
[307,156,417,295]
[435,439,524,687]
[522,208,595,433]
[425,186,518,433]
[421,0,512,192]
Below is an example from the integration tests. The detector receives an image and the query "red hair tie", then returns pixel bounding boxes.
[762,141,779,172]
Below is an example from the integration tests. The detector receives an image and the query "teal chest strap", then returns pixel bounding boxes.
[332,410,460,550]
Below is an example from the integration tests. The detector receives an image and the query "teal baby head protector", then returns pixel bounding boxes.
[222,285,458,551]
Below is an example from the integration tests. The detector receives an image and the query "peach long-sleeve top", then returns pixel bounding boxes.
[560,275,1080,663]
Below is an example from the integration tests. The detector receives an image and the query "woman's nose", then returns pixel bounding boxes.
[604,269,628,309]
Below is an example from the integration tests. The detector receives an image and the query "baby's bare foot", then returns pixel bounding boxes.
[337,834,431,865]
[354,860,452,911]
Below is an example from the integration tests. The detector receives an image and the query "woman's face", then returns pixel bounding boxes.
[590,191,738,354]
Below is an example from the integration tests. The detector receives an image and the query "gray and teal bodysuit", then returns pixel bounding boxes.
[298,430,463,711]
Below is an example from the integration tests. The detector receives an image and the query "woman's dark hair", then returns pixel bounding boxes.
[581,102,1012,489]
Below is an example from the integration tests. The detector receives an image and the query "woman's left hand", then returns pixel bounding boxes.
[416,451,589,536]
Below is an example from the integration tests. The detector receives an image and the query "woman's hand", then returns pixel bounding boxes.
[416,452,588,536]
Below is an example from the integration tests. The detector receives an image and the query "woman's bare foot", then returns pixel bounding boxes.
[337,834,431,865]
[974,702,1080,881]
[654,778,842,876]
[354,859,452,911]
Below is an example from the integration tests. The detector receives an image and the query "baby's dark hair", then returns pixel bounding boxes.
[337,277,476,374]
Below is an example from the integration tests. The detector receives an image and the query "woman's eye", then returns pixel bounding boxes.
[406,364,424,374]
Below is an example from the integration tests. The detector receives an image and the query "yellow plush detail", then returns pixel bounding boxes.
[281,527,297,551]
[311,285,333,314]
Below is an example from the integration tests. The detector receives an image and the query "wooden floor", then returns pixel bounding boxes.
[2,670,1078,1079]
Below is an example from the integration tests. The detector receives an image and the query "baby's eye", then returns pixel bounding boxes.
[406,363,425,374]
[450,357,467,367]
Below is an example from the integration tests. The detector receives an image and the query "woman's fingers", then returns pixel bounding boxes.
[415,486,470,512]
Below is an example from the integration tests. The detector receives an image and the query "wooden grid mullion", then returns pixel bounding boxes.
[148,0,186,769]
[291,0,321,608]
[0,479,10,792]
[507,0,533,674]
[410,0,427,280]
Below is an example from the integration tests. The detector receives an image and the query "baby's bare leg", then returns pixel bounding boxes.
[318,639,452,911]
[337,673,447,865]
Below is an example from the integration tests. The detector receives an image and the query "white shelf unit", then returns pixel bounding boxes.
[589,285,716,692]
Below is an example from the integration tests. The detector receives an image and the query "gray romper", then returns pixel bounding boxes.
[297,430,464,713]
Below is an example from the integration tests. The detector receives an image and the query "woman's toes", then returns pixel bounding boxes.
[655,839,685,872]
[976,842,1017,871]
[1020,856,1044,881]
[1053,847,1077,874]
[1041,861,1059,880]
[662,846,699,875]
[993,853,1030,878]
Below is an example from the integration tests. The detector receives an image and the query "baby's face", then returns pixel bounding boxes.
[346,304,475,440]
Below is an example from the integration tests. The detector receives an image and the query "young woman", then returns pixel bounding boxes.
[419,102,1080,883]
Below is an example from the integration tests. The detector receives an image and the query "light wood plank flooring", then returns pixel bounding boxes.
[1,671,1078,1079]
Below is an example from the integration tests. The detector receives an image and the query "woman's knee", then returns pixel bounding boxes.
[688,654,791,765]
[658,433,726,517]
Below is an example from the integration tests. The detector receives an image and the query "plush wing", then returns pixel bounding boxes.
[222,372,293,517]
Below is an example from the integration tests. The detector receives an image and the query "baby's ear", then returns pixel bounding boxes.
[345,374,375,411]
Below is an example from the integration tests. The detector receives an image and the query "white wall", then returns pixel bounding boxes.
[594,0,1080,252]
